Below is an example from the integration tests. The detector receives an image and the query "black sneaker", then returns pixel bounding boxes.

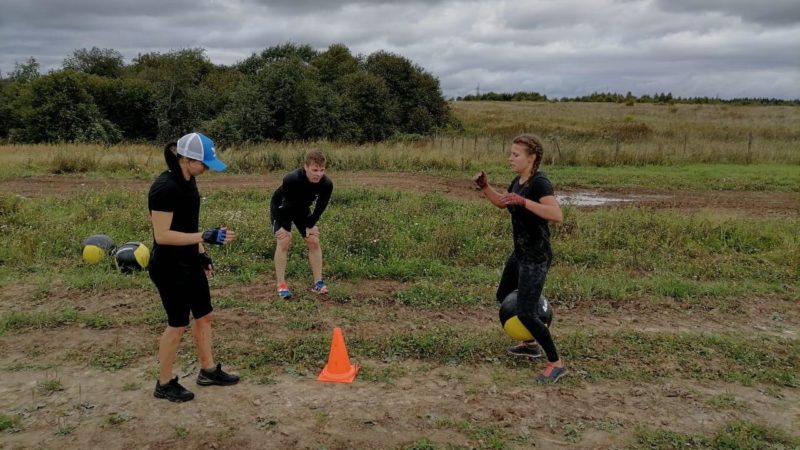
[507,342,543,358]
[154,377,195,402]
[197,363,240,386]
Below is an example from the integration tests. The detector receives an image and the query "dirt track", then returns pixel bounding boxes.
[3,172,799,216]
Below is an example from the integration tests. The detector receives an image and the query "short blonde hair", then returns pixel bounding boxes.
[304,149,326,166]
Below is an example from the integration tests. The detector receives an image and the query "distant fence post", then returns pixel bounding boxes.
[683,133,688,158]
[747,132,753,164]
[553,137,563,163]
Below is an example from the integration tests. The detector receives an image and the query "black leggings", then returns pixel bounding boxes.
[496,253,559,362]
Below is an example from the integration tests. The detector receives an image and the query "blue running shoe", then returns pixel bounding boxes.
[311,279,328,294]
[277,282,292,299]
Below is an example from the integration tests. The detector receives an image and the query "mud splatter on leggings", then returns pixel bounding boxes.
[496,253,559,362]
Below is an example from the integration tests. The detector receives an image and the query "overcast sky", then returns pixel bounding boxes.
[1,0,798,99]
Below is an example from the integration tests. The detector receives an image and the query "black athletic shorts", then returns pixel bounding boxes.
[271,217,310,238]
[149,256,212,328]
[270,195,311,238]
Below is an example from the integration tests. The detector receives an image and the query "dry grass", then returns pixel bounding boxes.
[0,102,797,173]
[450,101,800,165]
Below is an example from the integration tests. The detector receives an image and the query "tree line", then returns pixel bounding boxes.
[0,44,457,145]
[457,91,799,106]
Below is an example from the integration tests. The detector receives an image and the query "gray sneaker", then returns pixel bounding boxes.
[506,342,543,358]
[536,365,568,384]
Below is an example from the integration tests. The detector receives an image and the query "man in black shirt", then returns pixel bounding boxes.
[270,149,333,298]
[148,132,239,402]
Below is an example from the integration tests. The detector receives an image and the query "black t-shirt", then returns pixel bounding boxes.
[148,170,201,260]
[271,168,333,228]
[507,171,554,262]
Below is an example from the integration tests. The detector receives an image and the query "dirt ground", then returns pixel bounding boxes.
[2,172,798,216]
[1,173,799,449]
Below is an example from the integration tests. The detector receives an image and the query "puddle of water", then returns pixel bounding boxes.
[558,192,660,206]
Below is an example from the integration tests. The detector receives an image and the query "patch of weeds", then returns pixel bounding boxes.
[707,393,746,410]
[0,413,21,431]
[83,315,115,329]
[393,280,481,309]
[589,304,612,317]
[144,367,159,380]
[121,381,140,392]
[255,417,278,430]
[594,418,624,432]
[403,438,439,450]
[54,417,77,436]
[38,378,65,395]
[214,295,240,309]
[103,413,132,427]
[90,348,138,371]
[633,421,800,449]
[287,317,318,331]
[175,424,189,439]
[563,421,586,443]
[434,417,507,449]
[359,364,407,384]
[5,362,56,372]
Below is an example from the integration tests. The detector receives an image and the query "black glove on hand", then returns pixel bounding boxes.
[199,252,213,271]
[472,171,488,189]
[202,227,227,245]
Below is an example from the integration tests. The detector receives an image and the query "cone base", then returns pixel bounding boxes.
[317,364,359,383]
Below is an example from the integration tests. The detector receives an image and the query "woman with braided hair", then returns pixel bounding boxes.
[473,133,567,383]
[148,132,240,402]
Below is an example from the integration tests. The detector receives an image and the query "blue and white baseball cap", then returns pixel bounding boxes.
[176,132,227,172]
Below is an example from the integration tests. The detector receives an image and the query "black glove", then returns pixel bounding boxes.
[472,171,488,189]
[199,252,213,272]
[202,227,227,245]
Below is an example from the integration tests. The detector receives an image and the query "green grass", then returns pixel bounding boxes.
[549,164,800,192]
[1,187,796,305]
[0,413,21,431]
[102,413,132,427]
[226,327,799,387]
[90,348,140,371]
[38,378,64,395]
[633,421,800,449]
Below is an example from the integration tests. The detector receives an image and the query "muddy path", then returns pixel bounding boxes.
[2,173,798,216]
[2,281,799,449]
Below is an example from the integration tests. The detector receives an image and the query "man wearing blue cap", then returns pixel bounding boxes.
[148,132,240,402]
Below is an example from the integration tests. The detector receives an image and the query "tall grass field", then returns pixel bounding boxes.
[0,101,798,449]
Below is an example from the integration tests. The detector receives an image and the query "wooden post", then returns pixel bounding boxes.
[683,133,688,157]
[553,137,563,162]
[747,132,753,164]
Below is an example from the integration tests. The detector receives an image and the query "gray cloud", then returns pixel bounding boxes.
[655,0,800,26]
[1,0,798,99]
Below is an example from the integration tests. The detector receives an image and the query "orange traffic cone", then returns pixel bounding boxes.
[318,327,358,383]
